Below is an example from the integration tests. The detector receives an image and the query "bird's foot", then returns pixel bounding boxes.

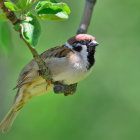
[53,82,77,96]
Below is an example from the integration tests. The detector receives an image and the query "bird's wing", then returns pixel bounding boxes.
[13,61,39,89]
[41,45,73,59]
[14,45,73,89]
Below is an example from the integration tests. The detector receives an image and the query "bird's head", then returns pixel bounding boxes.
[65,34,99,53]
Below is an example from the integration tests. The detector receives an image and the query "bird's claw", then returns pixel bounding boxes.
[53,82,77,96]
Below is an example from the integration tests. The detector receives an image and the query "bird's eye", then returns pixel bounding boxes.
[73,43,82,52]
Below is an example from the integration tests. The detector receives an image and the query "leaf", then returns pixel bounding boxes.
[0,22,12,54]
[35,1,71,20]
[15,0,27,9]
[16,0,39,12]
[49,0,57,3]
[20,13,41,46]
[56,11,68,19]
[4,2,19,12]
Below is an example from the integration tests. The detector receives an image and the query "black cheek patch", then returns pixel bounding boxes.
[86,47,95,69]
[73,46,82,52]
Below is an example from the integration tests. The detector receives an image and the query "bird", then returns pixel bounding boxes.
[0,34,99,132]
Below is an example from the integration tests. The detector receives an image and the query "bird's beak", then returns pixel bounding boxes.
[89,40,99,47]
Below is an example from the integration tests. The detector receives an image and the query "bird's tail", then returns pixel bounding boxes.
[0,105,20,133]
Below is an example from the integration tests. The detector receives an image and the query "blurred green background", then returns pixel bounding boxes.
[0,0,140,140]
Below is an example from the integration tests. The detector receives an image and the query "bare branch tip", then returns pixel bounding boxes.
[87,0,97,4]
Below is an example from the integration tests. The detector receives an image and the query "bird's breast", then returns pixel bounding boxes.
[47,52,92,85]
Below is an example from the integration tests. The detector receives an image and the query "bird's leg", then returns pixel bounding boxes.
[53,82,78,96]
[63,83,78,96]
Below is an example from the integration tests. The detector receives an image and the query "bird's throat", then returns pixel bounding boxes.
[87,47,96,69]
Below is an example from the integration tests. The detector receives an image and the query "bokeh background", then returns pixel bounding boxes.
[0,0,140,140]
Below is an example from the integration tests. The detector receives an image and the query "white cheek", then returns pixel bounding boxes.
[69,45,88,70]
[80,45,88,61]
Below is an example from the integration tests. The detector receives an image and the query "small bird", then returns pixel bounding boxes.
[0,34,99,132]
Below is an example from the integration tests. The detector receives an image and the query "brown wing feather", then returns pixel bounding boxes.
[41,45,72,59]
[14,45,73,89]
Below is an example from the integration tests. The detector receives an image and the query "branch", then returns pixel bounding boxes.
[0,0,20,25]
[0,0,52,83]
[77,0,97,34]
[0,0,97,96]
[0,0,77,96]
[20,32,52,82]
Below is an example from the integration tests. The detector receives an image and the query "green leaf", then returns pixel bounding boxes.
[16,0,27,9]
[49,0,57,3]
[4,2,19,12]
[56,11,68,19]
[16,0,39,12]
[17,13,41,46]
[35,1,71,20]
[0,22,12,54]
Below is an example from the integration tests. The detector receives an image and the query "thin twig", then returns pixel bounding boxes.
[0,0,20,25]
[77,0,97,34]
[20,33,52,82]
[0,0,52,83]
